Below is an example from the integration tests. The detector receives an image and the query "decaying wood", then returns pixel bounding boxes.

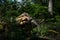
[15,12,38,26]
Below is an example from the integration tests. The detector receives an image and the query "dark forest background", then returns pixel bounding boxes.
[0,0,60,40]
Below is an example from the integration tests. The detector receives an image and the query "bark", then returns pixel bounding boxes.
[48,0,53,15]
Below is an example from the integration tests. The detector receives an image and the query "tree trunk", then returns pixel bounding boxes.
[48,0,53,15]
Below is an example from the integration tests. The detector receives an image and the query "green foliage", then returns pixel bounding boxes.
[0,0,60,40]
[0,24,3,30]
